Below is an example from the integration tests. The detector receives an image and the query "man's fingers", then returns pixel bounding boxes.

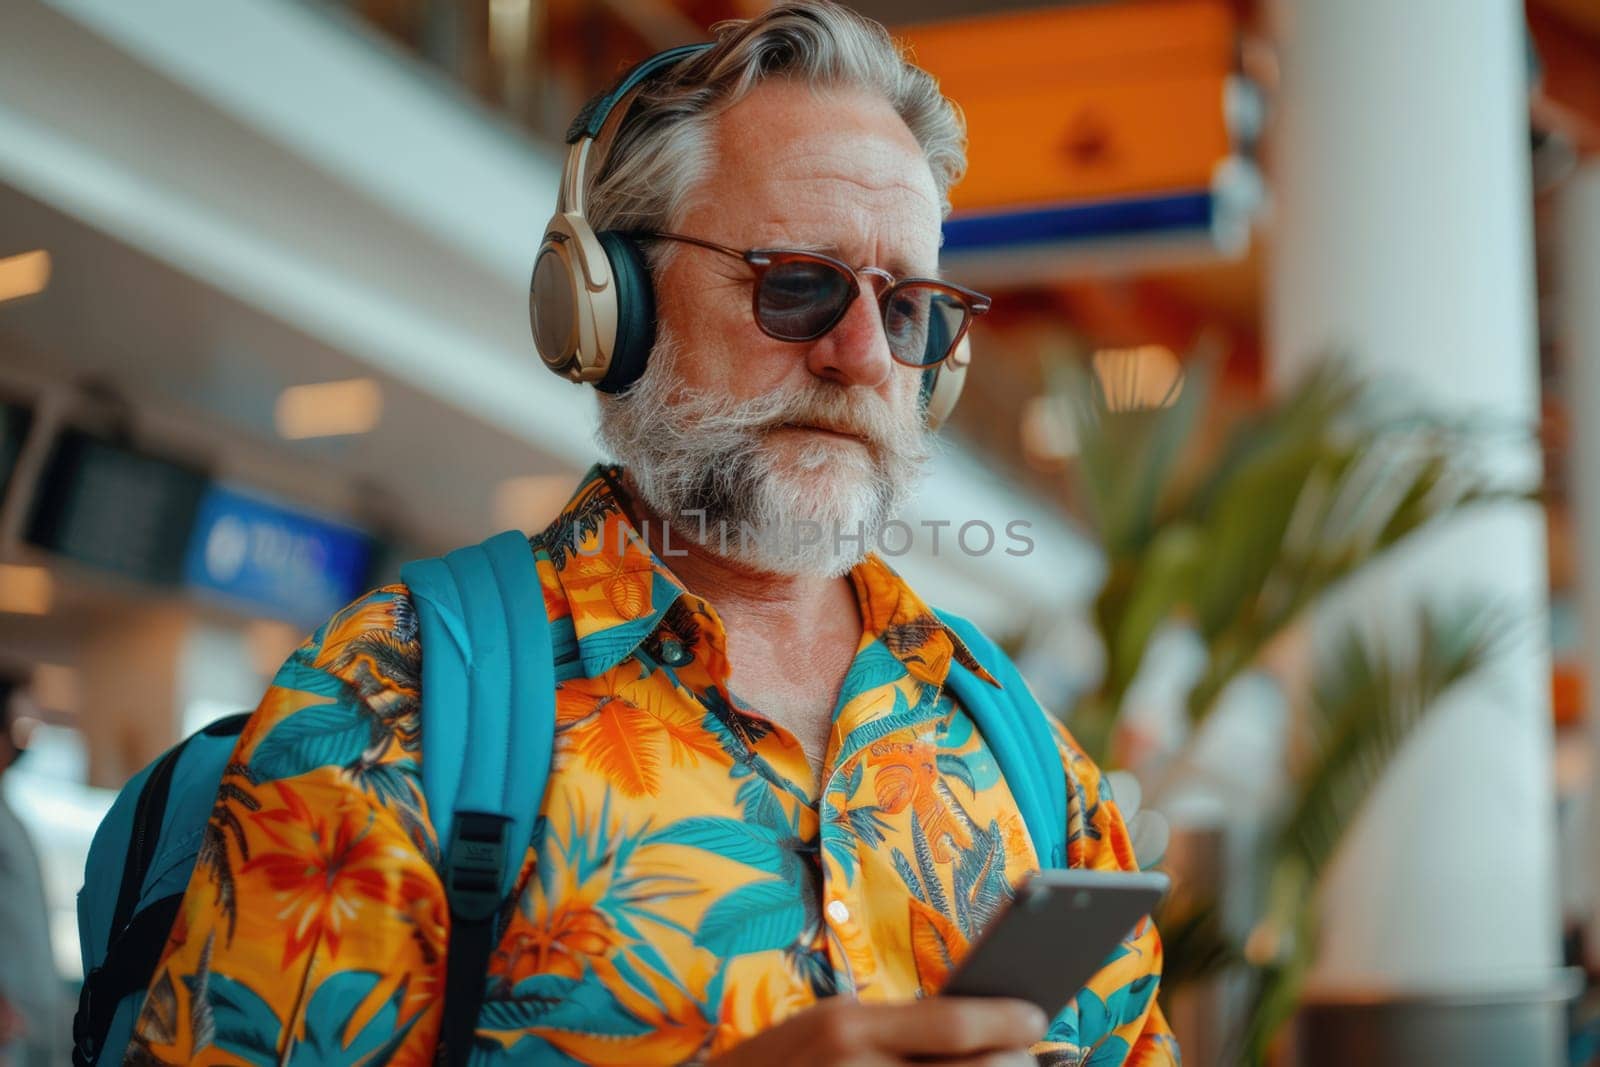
[850,997,1047,1056]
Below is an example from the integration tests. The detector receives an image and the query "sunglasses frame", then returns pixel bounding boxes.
[640,231,991,369]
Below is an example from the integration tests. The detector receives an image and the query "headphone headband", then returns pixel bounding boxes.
[565,43,714,144]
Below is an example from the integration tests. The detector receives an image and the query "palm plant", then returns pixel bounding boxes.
[1047,351,1526,1063]
[1231,604,1500,1063]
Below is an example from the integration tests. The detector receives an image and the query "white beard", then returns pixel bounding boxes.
[594,332,936,577]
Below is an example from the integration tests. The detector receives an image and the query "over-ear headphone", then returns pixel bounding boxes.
[527,44,968,430]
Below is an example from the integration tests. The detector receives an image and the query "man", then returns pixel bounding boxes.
[130,3,1176,1064]
[0,674,61,1067]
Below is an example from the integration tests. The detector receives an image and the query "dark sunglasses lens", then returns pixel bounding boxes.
[884,287,968,367]
[757,260,854,339]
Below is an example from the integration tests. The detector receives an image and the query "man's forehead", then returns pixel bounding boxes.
[699,84,944,264]
[714,87,936,191]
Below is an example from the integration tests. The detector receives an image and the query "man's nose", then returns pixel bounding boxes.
[804,285,895,390]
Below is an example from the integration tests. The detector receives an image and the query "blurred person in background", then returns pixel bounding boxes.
[125,3,1174,1065]
[0,672,61,1067]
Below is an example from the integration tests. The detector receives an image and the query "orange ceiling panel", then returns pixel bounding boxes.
[901,0,1237,211]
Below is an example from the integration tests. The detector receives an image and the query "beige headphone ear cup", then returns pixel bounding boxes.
[529,212,620,385]
[923,334,971,431]
[530,234,582,374]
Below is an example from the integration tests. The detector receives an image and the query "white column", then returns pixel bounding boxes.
[1561,163,1600,965]
[1267,0,1558,994]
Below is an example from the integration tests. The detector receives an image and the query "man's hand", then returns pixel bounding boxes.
[705,995,1049,1066]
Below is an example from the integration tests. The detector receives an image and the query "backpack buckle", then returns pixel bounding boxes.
[445,813,511,922]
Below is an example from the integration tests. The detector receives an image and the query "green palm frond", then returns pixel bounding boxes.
[1055,352,1524,764]
[1232,601,1501,1065]
[1273,602,1501,886]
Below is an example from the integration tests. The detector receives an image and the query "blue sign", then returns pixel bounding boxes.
[183,484,374,624]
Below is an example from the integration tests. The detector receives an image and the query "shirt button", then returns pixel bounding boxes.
[826,900,851,925]
[659,639,693,666]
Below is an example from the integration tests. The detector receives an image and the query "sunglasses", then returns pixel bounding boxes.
[640,231,991,369]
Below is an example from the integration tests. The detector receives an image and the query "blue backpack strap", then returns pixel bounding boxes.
[933,608,1068,869]
[400,529,556,1067]
[74,713,251,1066]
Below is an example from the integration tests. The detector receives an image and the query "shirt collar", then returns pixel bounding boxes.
[534,462,1001,690]
[846,553,1002,690]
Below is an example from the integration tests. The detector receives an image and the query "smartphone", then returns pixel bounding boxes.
[940,869,1170,1016]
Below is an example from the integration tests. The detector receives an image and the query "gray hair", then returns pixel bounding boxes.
[585,0,968,238]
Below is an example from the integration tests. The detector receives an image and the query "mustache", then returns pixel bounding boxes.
[696,382,910,449]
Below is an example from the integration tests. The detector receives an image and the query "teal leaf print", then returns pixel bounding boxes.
[937,753,976,794]
[836,756,865,799]
[250,702,373,782]
[845,804,891,842]
[837,687,946,764]
[937,706,974,748]
[823,840,857,884]
[301,972,419,1065]
[937,711,1002,791]
[892,849,926,904]
[269,656,356,701]
[909,817,949,915]
[1045,999,1080,1046]
[207,974,283,1062]
[645,816,786,872]
[1103,973,1158,1030]
[610,952,674,1017]
[736,773,786,829]
[480,973,652,1037]
[694,878,808,957]
[842,641,913,694]
[952,820,1006,936]
[345,757,419,808]
[1076,987,1111,1041]
[575,617,661,676]
[962,746,1003,792]
[1084,1035,1132,1066]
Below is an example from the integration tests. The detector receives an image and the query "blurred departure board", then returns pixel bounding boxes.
[183,484,375,626]
[26,429,208,585]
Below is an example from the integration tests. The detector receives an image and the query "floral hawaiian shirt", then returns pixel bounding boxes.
[129,462,1177,1066]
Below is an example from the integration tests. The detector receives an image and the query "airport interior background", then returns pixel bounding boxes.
[3,0,1600,1063]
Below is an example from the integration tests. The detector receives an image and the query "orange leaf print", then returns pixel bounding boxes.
[868,744,974,863]
[907,896,967,996]
[997,809,1033,868]
[241,783,401,968]
[577,696,661,797]
[501,900,621,983]
[648,698,726,768]
[606,573,648,620]
[572,551,651,621]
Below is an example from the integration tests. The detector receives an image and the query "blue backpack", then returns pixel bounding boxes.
[72,530,1065,1066]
